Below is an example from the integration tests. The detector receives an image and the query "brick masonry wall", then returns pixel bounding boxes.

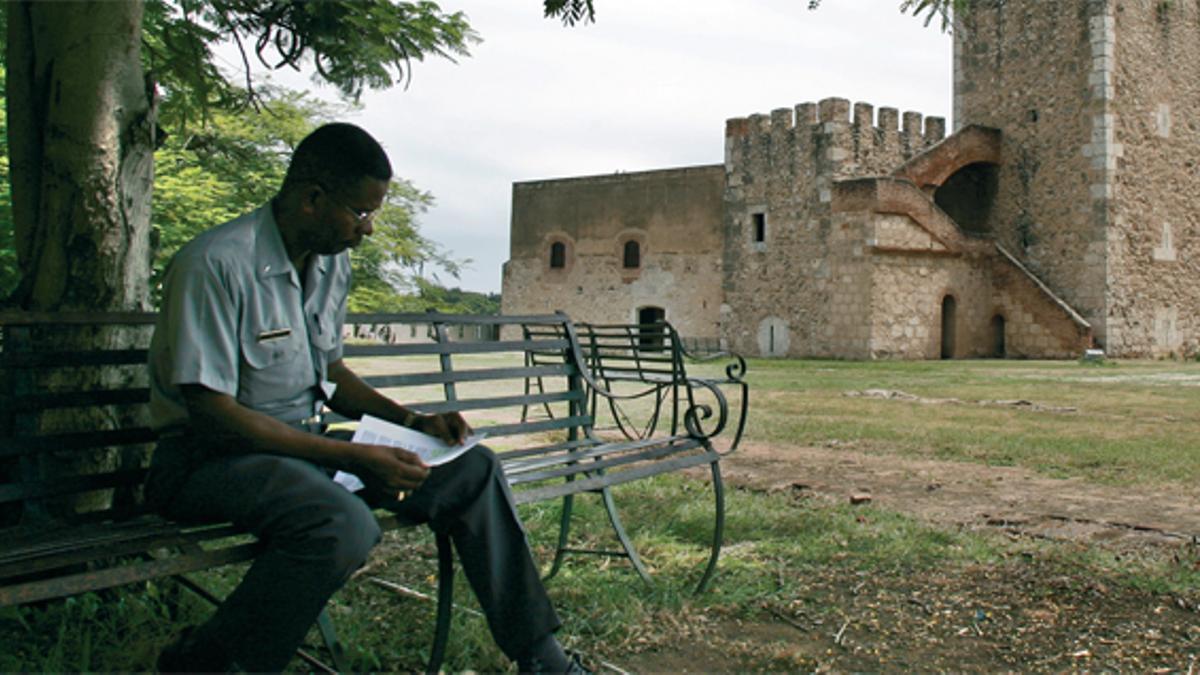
[501,166,725,339]
[954,0,1109,342]
[1107,0,1200,357]
[721,98,944,357]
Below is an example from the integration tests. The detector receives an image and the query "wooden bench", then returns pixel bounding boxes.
[0,310,744,671]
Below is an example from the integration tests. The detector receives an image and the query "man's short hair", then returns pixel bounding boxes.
[283,123,393,195]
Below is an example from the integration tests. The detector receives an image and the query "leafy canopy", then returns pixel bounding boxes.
[152,83,468,311]
[142,0,481,126]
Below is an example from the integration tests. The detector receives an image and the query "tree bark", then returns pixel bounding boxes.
[5,1,156,519]
[7,0,155,312]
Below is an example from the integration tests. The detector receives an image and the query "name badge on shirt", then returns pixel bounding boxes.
[257,327,292,342]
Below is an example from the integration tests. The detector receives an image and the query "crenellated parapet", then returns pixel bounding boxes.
[725,96,947,186]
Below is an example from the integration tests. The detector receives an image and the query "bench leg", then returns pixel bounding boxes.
[693,460,726,595]
[426,532,454,675]
[315,608,349,673]
[546,485,653,587]
[600,486,653,587]
[544,493,575,581]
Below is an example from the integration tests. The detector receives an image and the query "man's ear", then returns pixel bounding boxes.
[300,183,324,215]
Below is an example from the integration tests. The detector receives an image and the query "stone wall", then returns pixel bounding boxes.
[954,0,1108,342]
[1107,0,1200,356]
[501,165,725,339]
[721,98,945,357]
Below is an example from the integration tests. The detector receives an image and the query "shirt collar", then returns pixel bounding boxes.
[255,203,332,282]
[255,203,292,280]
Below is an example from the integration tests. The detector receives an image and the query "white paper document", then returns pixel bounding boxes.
[332,414,486,493]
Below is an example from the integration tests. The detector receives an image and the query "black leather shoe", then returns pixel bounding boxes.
[517,651,592,674]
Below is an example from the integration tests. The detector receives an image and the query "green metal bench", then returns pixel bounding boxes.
[341,312,739,593]
[0,310,741,671]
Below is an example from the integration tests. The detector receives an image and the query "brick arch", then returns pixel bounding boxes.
[892,125,1002,191]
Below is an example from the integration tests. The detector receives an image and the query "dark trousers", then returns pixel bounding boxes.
[146,432,560,671]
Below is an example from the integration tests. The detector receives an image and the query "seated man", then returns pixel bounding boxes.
[146,122,584,673]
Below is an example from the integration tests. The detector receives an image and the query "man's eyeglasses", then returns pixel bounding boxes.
[320,185,379,225]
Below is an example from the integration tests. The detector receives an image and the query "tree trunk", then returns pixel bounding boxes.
[5,1,156,519]
[7,0,155,312]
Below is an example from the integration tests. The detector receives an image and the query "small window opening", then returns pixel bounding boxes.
[623,240,641,269]
[549,241,566,269]
[752,212,766,243]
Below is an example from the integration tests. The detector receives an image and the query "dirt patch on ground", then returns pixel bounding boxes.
[719,440,1200,547]
[610,441,1200,673]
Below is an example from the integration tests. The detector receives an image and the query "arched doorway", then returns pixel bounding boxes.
[637,306,666,350]
[940,296,957,359]
[990,314,1006,358]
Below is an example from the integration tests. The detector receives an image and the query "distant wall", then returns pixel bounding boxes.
[502,165,725,339]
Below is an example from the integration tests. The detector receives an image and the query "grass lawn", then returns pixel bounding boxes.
[2,357,1198,671]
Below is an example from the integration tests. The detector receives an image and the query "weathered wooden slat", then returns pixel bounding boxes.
[0,427,157,460]
[0,542,265,607]
[0,468,148,505]
[0,311,157,327]
[0,387,149,413]
[0,522,244,580]
[0,348,149,369]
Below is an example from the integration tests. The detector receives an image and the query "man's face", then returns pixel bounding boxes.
[306,176,389,255]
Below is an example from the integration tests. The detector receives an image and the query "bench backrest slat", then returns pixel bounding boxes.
[0,311,594,528]
[0,427,157,459]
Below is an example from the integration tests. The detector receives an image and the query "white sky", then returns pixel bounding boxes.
[259,1,952,294]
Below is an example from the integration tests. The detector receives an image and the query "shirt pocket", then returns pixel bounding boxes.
[309,300,340,353]
[238,322,306,405]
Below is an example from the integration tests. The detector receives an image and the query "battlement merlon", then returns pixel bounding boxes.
[725,96,947,142]
[724,97,948,179]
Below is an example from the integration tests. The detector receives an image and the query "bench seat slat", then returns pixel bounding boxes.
[502,434,673,475]
[497,438,599,461]
[511,450,719,505]
[0,542,264,607]
[0,522,243,580]
[504,436,705,485]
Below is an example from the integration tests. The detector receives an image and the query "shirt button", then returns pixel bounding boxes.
[263,264,271,273]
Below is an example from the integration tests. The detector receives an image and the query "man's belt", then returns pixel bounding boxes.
[289,413,326,434]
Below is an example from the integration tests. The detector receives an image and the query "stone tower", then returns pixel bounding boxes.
[955,0,1200,356]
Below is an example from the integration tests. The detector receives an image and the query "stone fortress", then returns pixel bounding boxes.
[501,0,1199,359]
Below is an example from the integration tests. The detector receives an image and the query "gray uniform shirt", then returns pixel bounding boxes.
[149,203,349,432]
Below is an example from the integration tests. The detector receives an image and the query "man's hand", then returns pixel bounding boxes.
[354,443,430,492]
[411,411,472,445]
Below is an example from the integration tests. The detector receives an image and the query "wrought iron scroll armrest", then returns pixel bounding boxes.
[680,376,729,442]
